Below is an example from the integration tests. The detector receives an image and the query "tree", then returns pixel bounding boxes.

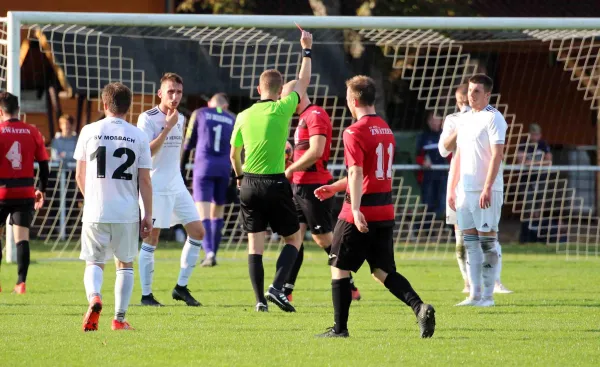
[176,0,255,14]
[371,0,478,17]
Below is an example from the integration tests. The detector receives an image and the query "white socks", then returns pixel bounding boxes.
[115,268,134,321]
[84,263,104,302]
[495,240,502,283]
[455,229,468,283]
[464,233,483,300]
[177,237,202,287]
[138,243,155,296]
[480,236,499,299]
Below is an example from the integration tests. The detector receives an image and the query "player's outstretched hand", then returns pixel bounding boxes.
[165,108,179,130]
[479,188,491,209]
[140,215,153,239]
[300,30,313,49]
[34,190,45,210]
[352,210,369,233]
[448,191,457,212]
[314,185,335,201]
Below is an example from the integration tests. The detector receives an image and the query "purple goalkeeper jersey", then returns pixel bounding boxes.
[184,107,235,177]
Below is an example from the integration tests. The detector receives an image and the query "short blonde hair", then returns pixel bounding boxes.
[346,75,376,107]
[259,69,283,95]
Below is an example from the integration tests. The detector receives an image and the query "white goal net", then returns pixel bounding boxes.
[2,13,600,259]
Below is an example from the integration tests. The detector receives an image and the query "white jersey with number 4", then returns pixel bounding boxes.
[137,106,187,195]
[456,105,507,192]
[74,117,152,223]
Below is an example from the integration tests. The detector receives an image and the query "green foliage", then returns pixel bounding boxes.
[177,0,255,14]
[371,0,479,17]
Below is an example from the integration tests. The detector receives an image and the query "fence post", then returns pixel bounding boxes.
[59,167,67,240]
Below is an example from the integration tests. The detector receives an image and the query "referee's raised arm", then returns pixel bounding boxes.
[228,29,314,314]
[292,31,313,99]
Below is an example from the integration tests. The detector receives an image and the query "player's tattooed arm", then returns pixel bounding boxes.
[76,160,87,197]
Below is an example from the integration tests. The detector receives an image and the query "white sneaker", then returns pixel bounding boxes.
[475,297,495,307]
[455,297,480,306]
[494,283,513,294]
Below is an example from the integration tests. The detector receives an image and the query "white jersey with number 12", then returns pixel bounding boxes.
[74,117,152,223]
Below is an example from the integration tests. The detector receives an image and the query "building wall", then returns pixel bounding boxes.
[2,0,164,16]
[495,50,596,146]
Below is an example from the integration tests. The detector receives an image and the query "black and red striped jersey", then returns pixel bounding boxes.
[0,119,49,200]
[339,115,395,224]
[292,104,333,185]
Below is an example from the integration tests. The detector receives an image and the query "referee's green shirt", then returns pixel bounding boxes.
[231,91,299,174]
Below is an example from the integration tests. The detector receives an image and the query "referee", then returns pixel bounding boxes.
[230,30,313,313]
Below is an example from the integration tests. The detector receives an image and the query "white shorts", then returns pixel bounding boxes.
[456,191,503,232]
[142,191,200,229]
[80,222,138,263]
[446,205,457,225]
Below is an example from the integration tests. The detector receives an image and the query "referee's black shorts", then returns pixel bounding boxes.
[0,199,35,228]
[292,182,333,235]
[329,219,396,274]
[239,173,299,237]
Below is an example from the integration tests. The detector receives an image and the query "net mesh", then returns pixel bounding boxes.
[2,19,600,258]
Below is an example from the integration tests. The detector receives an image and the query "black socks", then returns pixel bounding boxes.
[272,244,299,290]
[16,240,30,284]
[248,254,266,304]
[332,278,352,333]
[284,243,304,295]
[384,271,423,315]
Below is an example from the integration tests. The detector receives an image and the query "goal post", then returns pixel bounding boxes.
[3,11,600,260]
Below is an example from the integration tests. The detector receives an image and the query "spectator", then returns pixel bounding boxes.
[517,124,553,243]
[416,111,447,218]
[51,114,78,167]
[517,123,552,165]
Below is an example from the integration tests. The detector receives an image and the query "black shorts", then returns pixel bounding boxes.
[239,173,300,237]
[329,219,396,274]
[292,183,333,234]
[0,199,35,228]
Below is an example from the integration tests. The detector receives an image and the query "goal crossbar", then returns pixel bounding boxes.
[8,12,600,30]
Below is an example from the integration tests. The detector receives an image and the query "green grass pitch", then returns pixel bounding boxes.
[1,243,599,366]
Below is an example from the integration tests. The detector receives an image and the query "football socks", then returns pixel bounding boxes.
[480,235,499,299]
[115,268,134,321]
[273,244,299,290]
[248,254,266,304]
[84,263,104,302]
[332,278,352,333]
[138,243,155,296]
[177,237,202,287]
[464,233,483,300]
[383,271,423,315]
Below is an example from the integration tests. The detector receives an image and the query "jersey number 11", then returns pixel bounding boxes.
[375,143,393,180]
